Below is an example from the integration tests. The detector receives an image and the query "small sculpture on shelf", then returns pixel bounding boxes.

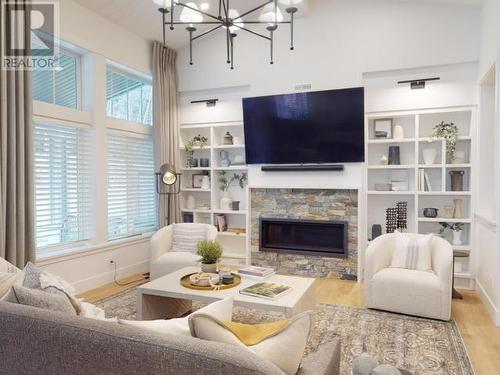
[385,201,408,233]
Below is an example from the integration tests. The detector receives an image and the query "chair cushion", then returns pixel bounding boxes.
[151,252,201,279]
[11,285,77,315]
[370,268,442,319]
[172,224,208,253]
[391,232,433,272]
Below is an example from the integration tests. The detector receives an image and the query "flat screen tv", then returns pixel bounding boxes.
[243,87,364,165]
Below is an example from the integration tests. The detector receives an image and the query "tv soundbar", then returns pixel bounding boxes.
[261,164,344,172]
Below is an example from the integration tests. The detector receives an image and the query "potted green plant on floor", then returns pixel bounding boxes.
[197,240,223,273]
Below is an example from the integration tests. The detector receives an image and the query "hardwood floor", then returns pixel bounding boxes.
[79,275,500,375]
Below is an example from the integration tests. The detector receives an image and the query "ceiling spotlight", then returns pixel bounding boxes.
[397,77,440,90]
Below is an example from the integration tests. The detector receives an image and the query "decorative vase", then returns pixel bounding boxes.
[450,170,465,191]
[379,154,388,165]
[452,230,463,246]
[201,263,217,273]
[190,158,199,168]
[223,132,234,145]
[444,206,454,218]
[186,195,196,209]
[200,158,209,168]
[423,208,438,218]
[393,125,404,140]
[220,192,232,211]
[453,199,463,219]
[388,146,400,165]
[422,148,437,165]
[220,150,231,167]
[201,176,210,190]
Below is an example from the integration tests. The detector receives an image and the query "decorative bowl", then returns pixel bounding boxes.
[189,272,220,287]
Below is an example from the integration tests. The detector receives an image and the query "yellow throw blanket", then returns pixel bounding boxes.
[218,319,290,346]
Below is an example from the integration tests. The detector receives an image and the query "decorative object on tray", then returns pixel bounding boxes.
[393,124,404,140]
[379,154,388,165]
[453,199,463,219]
[423,207,438,218]
[239,282,291,300]
[374,118,393,138]
[388,145,400,165]
[439,222,464,246]
[180,272,241,291]
[200,158,209,168]
[220,150,231,167]
[422,147,437,165]
[196,240,223,273]
[185,134,209,168]
[371,224,382,240]
[223,131,234,145]
[189,272,220,286]
[432,121,458,163]
[216,214,227,232]
[449,170,465,191]
[239,266,275,279]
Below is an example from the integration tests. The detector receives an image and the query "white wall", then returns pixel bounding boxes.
[478,0,500,78]
[35,0,153,293]
[178,0,480,93]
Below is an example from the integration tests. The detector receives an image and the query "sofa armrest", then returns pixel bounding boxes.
[0,257,20,273]
[297,340,341,375]
[150,225,173,265]
[365,234,395,282]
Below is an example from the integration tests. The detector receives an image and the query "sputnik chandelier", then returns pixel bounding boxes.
[153,0,300,69]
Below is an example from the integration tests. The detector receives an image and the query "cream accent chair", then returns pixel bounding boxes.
[365,233,453,321]
[0,257,20,273]
[150,223,218,280]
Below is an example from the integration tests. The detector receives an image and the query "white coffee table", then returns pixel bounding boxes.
[137,266,316,320]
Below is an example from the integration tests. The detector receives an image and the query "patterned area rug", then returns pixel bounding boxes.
[96,288,474,375]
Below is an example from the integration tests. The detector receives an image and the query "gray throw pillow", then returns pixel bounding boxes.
[12,285,77,316]
[22,261,42,289]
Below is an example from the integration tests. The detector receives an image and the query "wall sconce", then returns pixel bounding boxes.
[155,163,181,225]
[190,99,218,107]
[397,77,440,90]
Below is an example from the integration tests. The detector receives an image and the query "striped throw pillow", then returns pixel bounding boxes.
[391,232,433,272]
[172,224,208,253]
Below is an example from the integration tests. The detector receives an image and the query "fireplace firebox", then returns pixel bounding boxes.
[259,217,348,258]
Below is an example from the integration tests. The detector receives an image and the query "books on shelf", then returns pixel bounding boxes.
[418,169,432,192]
[239,282,292,300]
[239,266,275,278]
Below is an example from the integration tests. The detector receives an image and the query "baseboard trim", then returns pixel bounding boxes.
[73,260,149,294]
[476,279,500,326]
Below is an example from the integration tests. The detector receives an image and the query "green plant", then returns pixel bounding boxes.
[196,240,223,264]
[432,121,459,162]
[185,134,208,167]
[438,222,464,235]
[218,171,247,192]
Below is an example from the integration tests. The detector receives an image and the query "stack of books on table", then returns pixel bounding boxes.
[238,266,275,279]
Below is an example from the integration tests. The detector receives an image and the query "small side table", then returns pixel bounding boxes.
[452,250,469,299]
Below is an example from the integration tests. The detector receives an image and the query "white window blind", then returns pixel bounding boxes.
[106,68,152,125]
[107,134,157,240]
[32,49,80,109]
[34,123,92,250]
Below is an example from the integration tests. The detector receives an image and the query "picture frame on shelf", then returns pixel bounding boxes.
[216,214,227,232]
[192,173,207,189]
[374,118,393,138]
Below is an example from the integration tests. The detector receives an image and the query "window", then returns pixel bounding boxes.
[33,49,80,109]
[106,68,153,125]
[34,122,92,250]
[107,134,157,240]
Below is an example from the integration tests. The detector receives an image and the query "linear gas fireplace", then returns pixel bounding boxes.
[260,217,348,258]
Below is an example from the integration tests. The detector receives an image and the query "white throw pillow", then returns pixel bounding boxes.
[391,232,433,272]
[118,296,234,336]
[171,224,208,253]
[188,311,311,375]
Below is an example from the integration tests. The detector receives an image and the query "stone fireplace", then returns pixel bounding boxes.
[250,188,358,279]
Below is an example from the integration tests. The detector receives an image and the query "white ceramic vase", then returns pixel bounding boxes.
[186,195,196,209]
[422,148,437,165]
[393,125,404,140]
[452,230,463,246]
[220,192,232,211]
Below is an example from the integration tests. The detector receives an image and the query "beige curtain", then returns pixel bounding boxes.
[0,2,35,267]
[152,42,181,226]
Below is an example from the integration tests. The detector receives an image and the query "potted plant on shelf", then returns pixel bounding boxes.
[185,134,208,168]
[196,240,223,273]
[218,171,248,211]
[439,222,465,245]
[431,121,459,163]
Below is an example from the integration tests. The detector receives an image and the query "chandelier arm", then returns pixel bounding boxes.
[166,21,223,25]
[290,11,294,50]
[274,0,277,24]
[218,0,222,19]
[230,34,234,70]
[192,25,224,41]
[170,0,174,30]
[236,21,291,24]
[232,25,271,41]
[223,0,230,64]
[238,0,273,20]
[162,10,166,45]
[175,2,220,22]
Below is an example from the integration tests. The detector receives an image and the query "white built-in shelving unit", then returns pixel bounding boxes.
[179,121,248,263]
[365,106,476,289]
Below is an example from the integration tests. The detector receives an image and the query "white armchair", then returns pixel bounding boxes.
[150,223,218,280]
[364,233,453,321]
